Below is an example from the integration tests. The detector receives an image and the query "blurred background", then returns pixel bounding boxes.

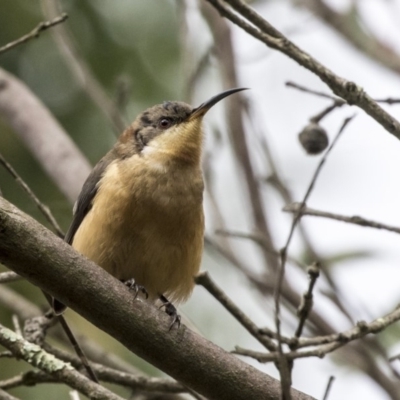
[2,0,400,399]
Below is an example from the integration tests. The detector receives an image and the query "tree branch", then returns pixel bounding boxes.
[283,203,400,235]
[0,14,68,55]
[0,324,123,400]
[204,0,400,139]
[0,196,314,400]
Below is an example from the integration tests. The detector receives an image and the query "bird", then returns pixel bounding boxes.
[53,88,246,326]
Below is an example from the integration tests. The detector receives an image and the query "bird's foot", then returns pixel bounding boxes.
[159,295,181,330]
[123,279,149,300]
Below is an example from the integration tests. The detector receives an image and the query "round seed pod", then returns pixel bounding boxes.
[298,123,329,155]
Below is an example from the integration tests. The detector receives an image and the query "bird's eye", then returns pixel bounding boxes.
[158,118,172,129]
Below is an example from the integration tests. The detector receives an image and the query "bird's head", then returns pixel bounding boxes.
[116,88,247,164]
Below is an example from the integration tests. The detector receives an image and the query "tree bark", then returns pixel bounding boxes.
[0,196,315,400]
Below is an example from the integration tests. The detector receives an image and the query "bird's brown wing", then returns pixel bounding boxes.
[65,154,114,244]
[53,153,115,314]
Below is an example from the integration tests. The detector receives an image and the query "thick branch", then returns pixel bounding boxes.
[0,197,314,400]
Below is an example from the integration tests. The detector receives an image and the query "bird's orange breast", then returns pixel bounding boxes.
[72,154,204,303]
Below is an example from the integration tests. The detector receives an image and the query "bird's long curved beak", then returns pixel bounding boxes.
[189,87,248,120]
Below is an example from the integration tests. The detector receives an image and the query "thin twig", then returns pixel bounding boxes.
[41,292,98,383]
[235,305,400,362]
[283,203,400,235]
[0,153,64,237]
[206,0,400,138]
[286,81,340,101]
[0,13,68,55]
[309,101,345,124]
[274,116,354,396]
[3,344,187,394]
[294,263,320,339]
[286,81,400,105]
[195,272,277,351]
[322,376,335,400]
[215,229,305,268]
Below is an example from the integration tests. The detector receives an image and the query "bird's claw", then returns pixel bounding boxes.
[160,295,181,330]
[124,279,149,300]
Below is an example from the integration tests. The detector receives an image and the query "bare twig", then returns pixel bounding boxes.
[215,229,280,257]
[286,81,400,105]
[294,263,320,339]
[205,0,400,138]
[274,116,354,396]
[195,271,277,351]
[283,203,400,235]
[0,153,64,237]
[0,285,144,379]
[286,81,339,101]
[322,376,335,400]
[40,292,98,383]
[309,101,345,124]
[235,305,400,362]
[375,98,400,105]
[1,345,186,394]
[0,13,68,55]
[276,115,354,329]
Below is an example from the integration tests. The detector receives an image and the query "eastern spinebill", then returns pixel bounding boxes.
[53,88,247,326]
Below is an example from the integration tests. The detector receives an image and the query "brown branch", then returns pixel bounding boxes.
[195,271,277,352]
[0,153,63,237]
[205,0,400,139]
[0,324,123,400]
[0,13,68,55]
[286,81,340,101]
[0,196,314,400]
[236,306,400,362]
[286,81,400,105]
[42,344,187,394]
[274,116,353,396]
[0,284,144,379]
[294,263,320,339]
[283,203,400,235]
[0,68,91,202]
